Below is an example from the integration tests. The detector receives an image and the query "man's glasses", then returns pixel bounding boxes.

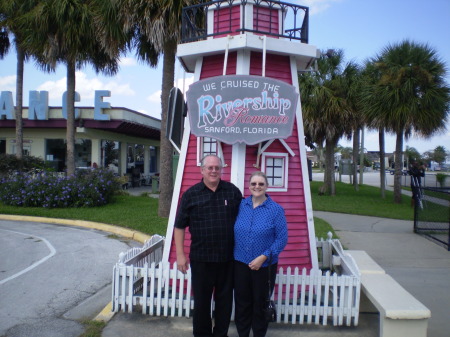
[204,166,222,172]
[250,182,265,186]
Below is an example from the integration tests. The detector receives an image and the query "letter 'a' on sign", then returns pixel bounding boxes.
[166,87,187,153]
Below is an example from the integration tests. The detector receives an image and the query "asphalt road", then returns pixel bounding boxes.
[0,220,134,337]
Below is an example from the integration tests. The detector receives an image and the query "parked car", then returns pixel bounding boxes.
[389,167,408,175]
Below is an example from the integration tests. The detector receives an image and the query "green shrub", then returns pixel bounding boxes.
[0,154,49,177]
[435,173,449,187]
[0,168,120,208]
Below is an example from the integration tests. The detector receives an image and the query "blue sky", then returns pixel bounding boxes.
[1,0,449,154]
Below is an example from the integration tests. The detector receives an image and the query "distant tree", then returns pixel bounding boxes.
[299,49,358,195]
[432,146,448,165]
[0,0,37,161]
[360,60,388,197]
[337,146,353,159]
[19,0,128,176]
[361,40,450,203]
[404,146,422,166]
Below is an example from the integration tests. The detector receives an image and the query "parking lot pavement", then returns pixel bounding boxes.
[0,219,134,337]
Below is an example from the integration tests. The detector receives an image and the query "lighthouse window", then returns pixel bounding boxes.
[197,137,225,166]
[202,137,217,156]
[262,152,288,192]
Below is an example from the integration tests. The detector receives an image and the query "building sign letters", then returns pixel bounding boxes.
[0,90,111,121]
[186,75,298,145]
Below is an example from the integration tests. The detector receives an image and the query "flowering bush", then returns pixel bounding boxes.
[0,154,48,177]
[0,168,120,208]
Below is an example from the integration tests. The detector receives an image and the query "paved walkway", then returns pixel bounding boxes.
[314,211,450,337]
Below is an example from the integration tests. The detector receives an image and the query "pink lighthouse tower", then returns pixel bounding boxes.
[163,0,319,272]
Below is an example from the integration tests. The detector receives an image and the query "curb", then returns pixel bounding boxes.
[0,214,152,243]
[0,214,152,323]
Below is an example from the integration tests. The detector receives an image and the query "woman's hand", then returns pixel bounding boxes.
[248,255,268,270]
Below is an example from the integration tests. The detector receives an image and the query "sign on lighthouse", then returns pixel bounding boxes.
[186,75,298,145]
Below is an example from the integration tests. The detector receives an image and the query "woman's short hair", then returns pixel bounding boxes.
[249,171,269,186]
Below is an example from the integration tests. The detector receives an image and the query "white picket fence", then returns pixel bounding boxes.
[112,233,360,326]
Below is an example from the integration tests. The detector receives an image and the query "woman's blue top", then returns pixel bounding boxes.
[234,195,288,267]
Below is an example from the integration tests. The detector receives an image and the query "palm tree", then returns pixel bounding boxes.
[299,49,358,195]
[118,0,195,217]
[362,40,450,203]
[19,0,127,176]
[360,60,388,197]
[344,64,364,190]
[0,0,37,161]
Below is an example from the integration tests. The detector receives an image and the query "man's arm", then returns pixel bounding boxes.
[174,227,189,274]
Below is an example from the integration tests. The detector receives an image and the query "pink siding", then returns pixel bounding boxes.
[200,52,237,79]
[250,52,292,84]
[253,6,279,36]
[214,5,241,38]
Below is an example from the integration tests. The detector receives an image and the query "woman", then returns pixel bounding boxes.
[234,171,288,337]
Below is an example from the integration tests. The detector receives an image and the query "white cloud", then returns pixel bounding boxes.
[120,57,137,67]
[146,75,194,104]
[36,71,135,105]
[147,90,161,103]
[176,76,195,94]
[0,75,17,91]
[301,0,342,15]
[138,108,161,119]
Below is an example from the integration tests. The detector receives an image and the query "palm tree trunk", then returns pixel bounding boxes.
[324,140,336,196]
[66,60,76,177]
[379,128,386,198]
[15,45,24,161]
[393,130,404,203]
[359,128,364,185]
[352,127,360,190]
[158,38,176,218]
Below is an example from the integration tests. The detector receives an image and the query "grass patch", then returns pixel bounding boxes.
[79,320,106,337]
[310,181,415,220]
[0,194,168,236]
[314,217,338,240]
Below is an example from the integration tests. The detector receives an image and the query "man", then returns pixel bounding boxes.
[174,154,242,337]
[408,161,426,207]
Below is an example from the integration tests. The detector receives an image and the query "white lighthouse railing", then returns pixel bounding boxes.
[112,233,360,326]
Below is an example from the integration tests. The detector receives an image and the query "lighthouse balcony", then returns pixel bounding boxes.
[178,1,318,73]
[181,0,309,44]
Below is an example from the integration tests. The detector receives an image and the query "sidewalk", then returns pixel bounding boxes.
[101,210,450,337]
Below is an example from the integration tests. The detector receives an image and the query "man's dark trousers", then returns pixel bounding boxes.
[190,260,234,337]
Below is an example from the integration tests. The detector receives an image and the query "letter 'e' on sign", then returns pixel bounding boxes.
[186,75,298,145]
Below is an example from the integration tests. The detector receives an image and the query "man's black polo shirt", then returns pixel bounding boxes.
[174,179,242,263]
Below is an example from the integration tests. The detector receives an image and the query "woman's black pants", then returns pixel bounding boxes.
[234,261,277,337]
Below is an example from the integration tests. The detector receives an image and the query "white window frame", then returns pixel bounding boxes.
[196,137,226,166]
[262,152,288,192]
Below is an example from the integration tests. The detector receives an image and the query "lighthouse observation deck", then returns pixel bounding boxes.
[178,0,317,74]
[181,0,309,44]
